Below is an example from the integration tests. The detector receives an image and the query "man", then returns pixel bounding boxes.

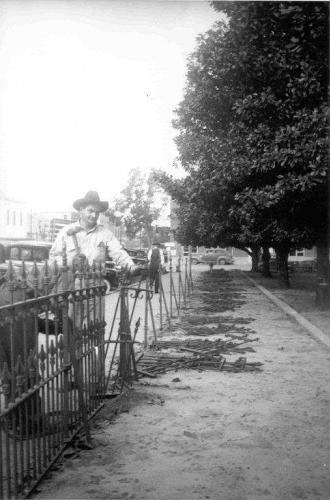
[49,190,135,272]
[147,241,164,294]
[49,190,138,329]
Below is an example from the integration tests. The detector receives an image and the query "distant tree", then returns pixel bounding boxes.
[113,168,163,247]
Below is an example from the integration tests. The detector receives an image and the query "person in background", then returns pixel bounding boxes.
[147,241,164,294]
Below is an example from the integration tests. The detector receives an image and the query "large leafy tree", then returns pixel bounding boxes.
[168,1,329,286]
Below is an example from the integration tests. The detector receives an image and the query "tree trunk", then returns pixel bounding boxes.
[276,248,290,288]
[261,246,272,278]
[315,242,330,308]
[251,245,260,272]
[316,242,329,281]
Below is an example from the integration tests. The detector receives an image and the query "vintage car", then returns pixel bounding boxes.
[104,248,149,292]
[0,241,149,293]
[124,247,148,266]
[104,258,120,291]
[0,240,52,279]
[197,248,234,266]
[5,240,51,262]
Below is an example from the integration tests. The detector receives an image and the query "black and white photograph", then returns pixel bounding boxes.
[0,1,329,499]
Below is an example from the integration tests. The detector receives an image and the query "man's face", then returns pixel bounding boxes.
[80,203,100,229]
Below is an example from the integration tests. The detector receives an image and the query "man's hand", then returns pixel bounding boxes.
[130,265,142,277]
[118,264,141,284]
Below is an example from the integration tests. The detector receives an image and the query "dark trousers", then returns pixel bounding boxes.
[149,266,160,293]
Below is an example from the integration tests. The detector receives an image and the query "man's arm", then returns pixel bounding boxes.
[105,231,135,269]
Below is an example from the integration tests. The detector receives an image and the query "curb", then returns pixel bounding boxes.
[243,273,330,350]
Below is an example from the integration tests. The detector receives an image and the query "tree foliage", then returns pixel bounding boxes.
[111,168,162,246]
[165,1,329,283]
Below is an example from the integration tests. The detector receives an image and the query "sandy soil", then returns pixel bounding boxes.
[34,268,330,500]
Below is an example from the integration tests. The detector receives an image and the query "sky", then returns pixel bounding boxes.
[0,0,221,212]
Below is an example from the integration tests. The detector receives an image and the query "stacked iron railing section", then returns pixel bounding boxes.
[0,253,107,499]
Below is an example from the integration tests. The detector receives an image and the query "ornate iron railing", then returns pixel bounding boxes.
[0,254,108,499]
[0,248,193,498]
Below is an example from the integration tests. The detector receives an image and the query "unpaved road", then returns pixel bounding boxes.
[35,268,330,500]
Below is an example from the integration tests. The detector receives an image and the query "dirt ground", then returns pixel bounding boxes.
[34,267,330,500]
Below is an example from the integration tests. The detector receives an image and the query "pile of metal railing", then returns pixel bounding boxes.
[134,337,262,377]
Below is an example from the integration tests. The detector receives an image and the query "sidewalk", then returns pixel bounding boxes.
[245,270,330,341]
[34,267,330,500]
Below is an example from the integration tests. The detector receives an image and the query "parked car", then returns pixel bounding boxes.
[184,250,204,265]
[183,250,203,264]
[0,240,52,279]
[124,248,148,266]
[5,240,51,262]
[197,248,234,265]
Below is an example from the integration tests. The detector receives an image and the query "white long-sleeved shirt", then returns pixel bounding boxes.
[49,222,134,269]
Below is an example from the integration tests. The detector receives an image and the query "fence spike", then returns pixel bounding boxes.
[20,259,27,281]
[38,344,47,361]
[57,334,64,365]
[43,259,50,283]
[15,354,25,375]
[91,260,97,285]
[0,362,11,406]
[27,349,37,384]
[57,334,64,351]
[1,362,11,389]
[39,344,47,376]
[78,255,85,274]
[49,338,56,356]
[49,339,56,369]
[82,323,88,335]
[30,259,40,295]
[5,260,17,290]
[53,259,59,275]
[15,354,25,395]
[62,241,67,266]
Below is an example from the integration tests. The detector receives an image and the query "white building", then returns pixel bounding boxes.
[0,191,31,241]
[33,211,78,241]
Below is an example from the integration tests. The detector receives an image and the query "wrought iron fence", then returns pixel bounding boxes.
[0,248,193,499]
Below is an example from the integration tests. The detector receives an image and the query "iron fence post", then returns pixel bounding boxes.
[60,247,70,439]
[159,268,163,331]
[144,278,150,348]
[119,286,131,384]
[169,254,173,318]
[188,245,193,292]
[184,257,188,306]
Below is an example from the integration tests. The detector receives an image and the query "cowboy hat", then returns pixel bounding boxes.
[73,191,109,212]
